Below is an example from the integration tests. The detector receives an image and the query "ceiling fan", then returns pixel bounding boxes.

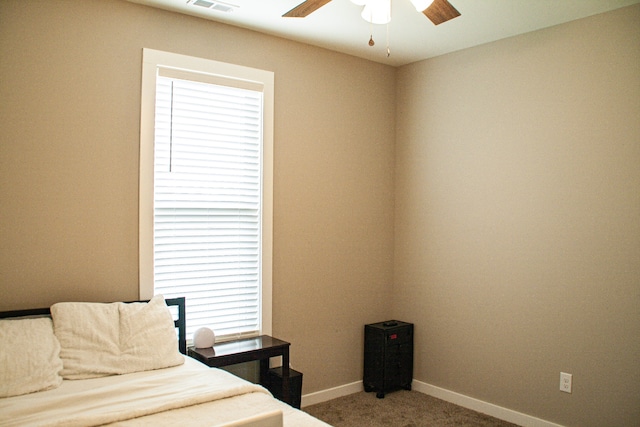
[283,0,461,26]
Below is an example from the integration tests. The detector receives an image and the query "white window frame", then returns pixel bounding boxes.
[139,48,274,337]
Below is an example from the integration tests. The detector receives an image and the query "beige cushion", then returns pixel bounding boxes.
[51,295,184,379]
[118,296,185,373]
[0,317,63,397]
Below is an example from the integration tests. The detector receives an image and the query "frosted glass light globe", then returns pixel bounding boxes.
[361,0,391,24]
[193,327,216,348]
[410,0,435,12]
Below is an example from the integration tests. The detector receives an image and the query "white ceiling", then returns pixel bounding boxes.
[128,0,639,67]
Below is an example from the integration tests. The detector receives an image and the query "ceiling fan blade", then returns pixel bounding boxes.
[423,0,461,25]
[283,0,333,18]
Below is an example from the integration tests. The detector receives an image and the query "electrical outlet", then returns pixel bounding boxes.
[560,372,572,393]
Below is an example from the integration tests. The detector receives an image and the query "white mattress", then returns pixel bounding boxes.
[0,357,329,427]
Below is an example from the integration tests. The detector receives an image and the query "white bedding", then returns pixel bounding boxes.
[0,358,330,427]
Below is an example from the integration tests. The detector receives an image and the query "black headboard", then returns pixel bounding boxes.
[164,297,186,354]
[0,297,187,355]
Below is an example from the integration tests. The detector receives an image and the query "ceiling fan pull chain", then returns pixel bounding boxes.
[368,19,375,46]
[386,0,391,56]
[386,22,390,57]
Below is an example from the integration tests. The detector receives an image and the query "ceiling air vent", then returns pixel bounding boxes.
[189,0,237,13]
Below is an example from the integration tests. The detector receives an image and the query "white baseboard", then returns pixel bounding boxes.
[301,381,363,408]
[302,379,564,427]
[411,380,564,427]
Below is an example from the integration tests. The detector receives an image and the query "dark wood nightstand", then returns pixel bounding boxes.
[363,320,413,398]
[188,335,298,406]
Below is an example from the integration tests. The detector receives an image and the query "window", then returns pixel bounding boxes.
[139,49,274,341]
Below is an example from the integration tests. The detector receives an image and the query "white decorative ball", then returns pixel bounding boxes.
[193,327,216,348]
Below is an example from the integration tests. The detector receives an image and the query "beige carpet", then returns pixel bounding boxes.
[304,390,520,427]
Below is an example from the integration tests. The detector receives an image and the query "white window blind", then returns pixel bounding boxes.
[153,74,264,340]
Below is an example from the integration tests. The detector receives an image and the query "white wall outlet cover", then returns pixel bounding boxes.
[560,372,572,393]
[193,327,216,348]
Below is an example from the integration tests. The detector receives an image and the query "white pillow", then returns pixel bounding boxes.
[51,300,121,379]
[118,295,185,374]
[0,317,63,397]
[51,295,184,379]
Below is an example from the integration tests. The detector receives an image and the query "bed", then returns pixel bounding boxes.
[0,295,330,427]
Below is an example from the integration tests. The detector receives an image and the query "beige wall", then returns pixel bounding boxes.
[394,5,640,427]
[0,0,396,394]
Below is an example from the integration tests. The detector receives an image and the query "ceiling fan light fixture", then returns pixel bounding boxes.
[350,0,367,5]
[409,0,434,12]
[360,0,391,25]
